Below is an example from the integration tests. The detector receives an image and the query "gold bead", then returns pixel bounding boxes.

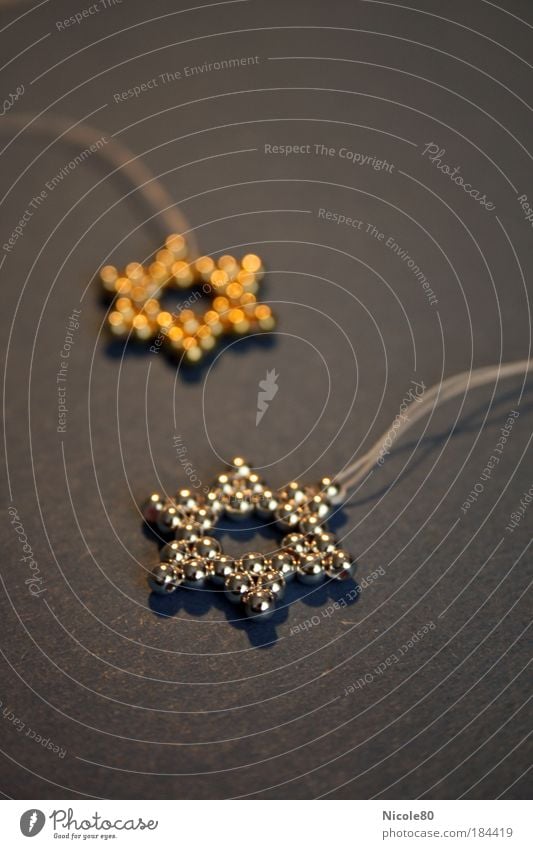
[210,269,229,292]
[165,233,187,259]
[108,311,129,335]
[114,276,132,296]
[144,277,161,299]
[228,308,249,334]
[197,324,216,351]
[167,325,184,350]
[157,310,174,329]
[132,314,154,340]
[171,260,194,288]
[131,284,150,305]
[212,296,230,317]
[144,298,161,319]
[100,265,118,292]
[179,310,200,335]
[217,254,239,278]
[240,292,257,316]
[115,297,134,318]
[155,248,174,268]
[148,260,170,284]
[182,336,203,363]
[226,281,244,302]
[183,317,200,336]
[194,256,215,281]
[255,304,275,331]
[125,262,144,281]
[237,269,259,294]
[242,253,264,280]
[203,309,224,336]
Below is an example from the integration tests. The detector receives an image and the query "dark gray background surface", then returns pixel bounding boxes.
[0,0,531,799]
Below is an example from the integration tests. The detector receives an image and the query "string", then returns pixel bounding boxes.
[337,359,532,493]
[1,112,196,253]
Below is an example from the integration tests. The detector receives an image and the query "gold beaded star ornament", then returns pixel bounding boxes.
[99,234,275,364]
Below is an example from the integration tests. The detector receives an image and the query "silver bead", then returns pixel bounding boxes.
[160,539,192,565]
[277,482,302,505]
[286,481,308,505]
[224,571,253,604]
[320,476,344,505]
[208,553,234,585]
[193,507,215,532]
[270,550,297,581]
[307,494,331,521]
[181,557,209,588]
[229,456,252,478]
[223,489,255,520]
[156,505,182,534]
[142,492,166,524]
[247,472,265,496]
[255,488,279,519]
[258,570,285,600]
[194,536,221,560]
[205,490,224,520]
[275,502,301,532]
[243,588,275,620]
[175,521,203,543]
[148,562,182,594]
[307,531,337,555]
[174,488,200,511]
[327,549,355,580]
[298,514,323,536]
[240,551,268,576]
[281,532,307,558]
[214,473,235,497]
[297,552,326,584]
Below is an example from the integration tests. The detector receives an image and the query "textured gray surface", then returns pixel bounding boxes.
[0,0,532,799]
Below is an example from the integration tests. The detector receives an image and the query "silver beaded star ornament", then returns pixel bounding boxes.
[142,458,356,620]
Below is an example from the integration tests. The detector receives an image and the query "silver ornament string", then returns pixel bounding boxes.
[1,112,195,252]
[336,359,532,494]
